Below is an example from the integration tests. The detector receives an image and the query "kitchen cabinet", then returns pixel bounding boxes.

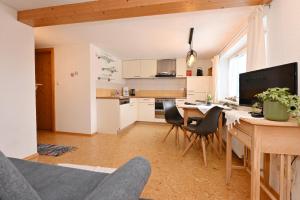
[120,103,131,129]
[140,60,157,78]
[138,98,155,122]
[176,58,187,77]
[129,98,138,123]
[122,60,141,78]
[97,99,121,134]
[122,59,157,78]
[97,98,137,134]
[187,76,212,102]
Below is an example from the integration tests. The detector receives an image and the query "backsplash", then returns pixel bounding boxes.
[125,78,186,91]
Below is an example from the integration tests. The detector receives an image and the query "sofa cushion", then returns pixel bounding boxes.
[85,157,151,200]
[10,158,108,200]
[0,151,41,200]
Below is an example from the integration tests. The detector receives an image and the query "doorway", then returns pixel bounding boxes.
[35,48,55,131]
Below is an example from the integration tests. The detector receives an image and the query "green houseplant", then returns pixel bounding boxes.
[255,88,300,122]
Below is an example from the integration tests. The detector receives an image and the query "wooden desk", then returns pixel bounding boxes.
[181,105,223,154]
[226,118,300,200]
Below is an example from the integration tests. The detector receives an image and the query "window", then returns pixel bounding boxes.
[228,51,247,98]
[217,34,247,101]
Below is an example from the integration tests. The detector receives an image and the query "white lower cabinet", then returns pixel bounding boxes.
[137,98,155,122]
[98,98,164,134]
[120,103,131,129]
[97,99,121,134]
[129,98,138,124]
[175,98,186,117]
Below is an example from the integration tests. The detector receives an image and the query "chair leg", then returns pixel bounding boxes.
[209,133,220,158]
[201,137,207,167]
[182,135,198,156]
[179,126,191,142]
[163,125,174,142]
[175,126,179,146]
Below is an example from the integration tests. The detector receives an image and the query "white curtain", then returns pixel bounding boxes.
[211,55,220,102]
[246,6,267,72]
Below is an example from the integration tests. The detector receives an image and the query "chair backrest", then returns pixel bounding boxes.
[196,106,223,135]
[163,101,182,123]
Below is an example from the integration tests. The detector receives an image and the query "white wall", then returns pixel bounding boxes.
[55,44,97,134]
[264,0,300,199]
[266,0,300,94]
[0,2,37,158]
[93,44,125,90]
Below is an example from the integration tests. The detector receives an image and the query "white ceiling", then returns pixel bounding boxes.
[34,6,253,60]
[1,0,95,10]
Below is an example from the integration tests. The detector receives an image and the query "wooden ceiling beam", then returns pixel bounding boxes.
[18,0,272,27]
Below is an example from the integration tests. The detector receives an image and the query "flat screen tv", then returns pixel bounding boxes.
[239,62,298,106]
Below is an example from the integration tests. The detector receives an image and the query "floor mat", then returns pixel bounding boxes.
[38,144,77,156]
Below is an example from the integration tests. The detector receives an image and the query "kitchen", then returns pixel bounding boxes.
[96,57,213,134]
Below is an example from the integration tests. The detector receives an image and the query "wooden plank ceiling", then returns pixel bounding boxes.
[18,0,272,27]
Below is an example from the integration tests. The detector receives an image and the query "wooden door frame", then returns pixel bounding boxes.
[35,48,56,131]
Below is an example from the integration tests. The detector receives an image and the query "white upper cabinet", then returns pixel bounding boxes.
[176,58,187,77]
[187,76,211,93]
[140,59,157,78]
[123,59,157,78]
[122,60,141,78]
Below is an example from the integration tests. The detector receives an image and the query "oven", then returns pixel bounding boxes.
[155,98,175,119]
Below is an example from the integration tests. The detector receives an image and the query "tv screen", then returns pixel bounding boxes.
[239,62,298,106]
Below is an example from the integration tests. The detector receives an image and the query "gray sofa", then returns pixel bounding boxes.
[0,151,151,200]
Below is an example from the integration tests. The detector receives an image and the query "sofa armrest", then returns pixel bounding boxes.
[85,157,151,200]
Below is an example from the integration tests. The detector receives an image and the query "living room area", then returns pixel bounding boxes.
[1,0,300,200]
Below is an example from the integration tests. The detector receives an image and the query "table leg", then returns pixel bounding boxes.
[218,113,223,155]
[263,153,271,186]
[251,132,261,200]
[286,155,292,200]
[226,130,232,184]
[280,154,286,200]
[183,109,188,126]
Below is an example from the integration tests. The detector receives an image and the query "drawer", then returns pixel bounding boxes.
[235,121,254,136]
[228,127,251,148]
[130,98,138,103]
[138,98,155,103]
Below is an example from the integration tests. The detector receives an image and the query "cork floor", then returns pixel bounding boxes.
[34,123,252,200]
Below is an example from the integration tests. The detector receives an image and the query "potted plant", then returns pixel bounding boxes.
[207,94,213,105]
[255,88,300,122]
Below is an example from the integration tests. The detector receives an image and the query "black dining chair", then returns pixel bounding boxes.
[182,106,223,166]
[162,101,202,145]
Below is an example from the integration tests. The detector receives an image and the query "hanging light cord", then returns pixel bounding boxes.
[188,27,194,50]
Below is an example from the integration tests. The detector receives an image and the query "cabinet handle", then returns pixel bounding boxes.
[148,104,154,106]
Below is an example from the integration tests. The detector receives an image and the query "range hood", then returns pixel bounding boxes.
[156,59,176,77]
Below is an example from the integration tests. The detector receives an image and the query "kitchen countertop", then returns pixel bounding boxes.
[96,96,187,99]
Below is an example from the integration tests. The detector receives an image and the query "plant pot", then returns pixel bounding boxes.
[263,101,289,121]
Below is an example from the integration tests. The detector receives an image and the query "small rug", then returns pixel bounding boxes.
[58,163,116,174]
[37,144,77,157]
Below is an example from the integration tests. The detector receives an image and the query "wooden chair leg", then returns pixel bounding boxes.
[209,133,220,158]
[175,126,179,146]
[162,125,174,142]
[182,135,198,156]
[179,126,191,142]
[201,137,207,167]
